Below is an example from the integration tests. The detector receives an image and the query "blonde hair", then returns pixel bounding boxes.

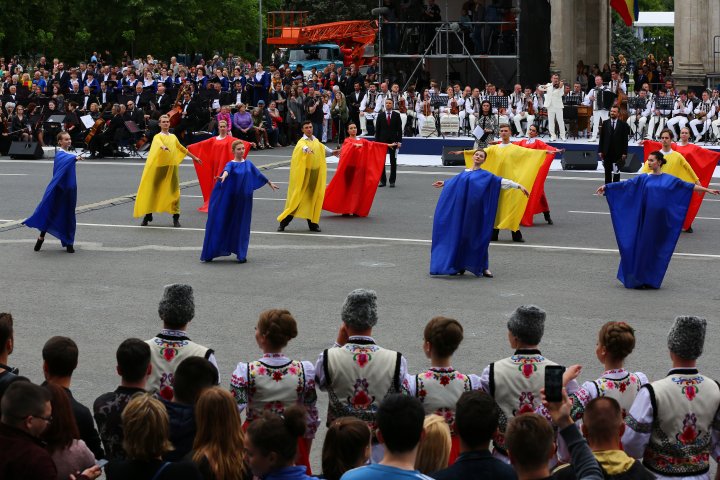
[414,415,451,474]
[231,140,246,152]
[122,393,173,460]
[159,114,170,122]
[193,388,247,480]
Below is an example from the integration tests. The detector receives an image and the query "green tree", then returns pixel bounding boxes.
[611,12,647,62]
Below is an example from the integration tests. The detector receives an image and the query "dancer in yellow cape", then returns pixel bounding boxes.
[277,121,340,232]
[449,124,548,242]
[134,115,202,227]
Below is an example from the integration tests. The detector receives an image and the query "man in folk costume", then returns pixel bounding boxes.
[314,289,408,463]
[478,305,580,465]
[622,316,720,479]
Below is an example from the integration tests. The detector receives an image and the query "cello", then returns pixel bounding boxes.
[167,84,190,129]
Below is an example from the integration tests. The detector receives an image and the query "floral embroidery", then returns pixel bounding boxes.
[513,391,536,415]
[348,378,375,410]
[510,354,544,379]
[152,338,189,363]
[671,375,704,401]
[677,413,698,445]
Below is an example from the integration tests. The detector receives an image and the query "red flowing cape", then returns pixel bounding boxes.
[322,138,388,217]
[188,136,251,212]
[514,139,557,226]
[643,141,720,230]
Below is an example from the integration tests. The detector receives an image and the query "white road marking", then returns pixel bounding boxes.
[0,173,28,176]
[569,210,720,220]
[181,195,284,201]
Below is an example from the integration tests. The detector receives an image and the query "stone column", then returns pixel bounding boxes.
[673,0,708,88]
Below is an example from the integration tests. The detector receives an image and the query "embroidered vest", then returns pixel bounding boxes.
[490,351,556,452]
[324,343,401,435]
[643,373,720,476]
[414,368,472,435]
[593,371,644,417]
[146,335,212,400]
[367,92,377,110]
[246,359,307,422]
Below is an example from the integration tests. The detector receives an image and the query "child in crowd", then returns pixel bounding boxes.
[415,415,451,474]
[320,417,372,480]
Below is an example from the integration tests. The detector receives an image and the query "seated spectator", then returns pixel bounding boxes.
[93,338,151,460]
[190,387,251,480]
[316,289,408,463]
[415,414,451,474]
[105,393,202,480]
[320,417,372,480]
[505,388,602,480]
[405,316,479,463]
[42,335,104,459]
[162,356,218,461]
[554,397,654,480]
[43,383,98,480]
[0,313,18,396]
[340,394,433,479]
[145,284,219,401]
[230,309,318,473]
[246,406,318,480]
[432,391,517,480]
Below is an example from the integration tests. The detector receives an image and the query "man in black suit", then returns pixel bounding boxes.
[598,106,630,184]
[54,63,71,93]
[154,84,173,113]
[78,85,98,113]
[375,98,403,187]
[347,81,365,129]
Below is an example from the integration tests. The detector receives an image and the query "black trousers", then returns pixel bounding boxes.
[380,148,397,185]
[279,215,318,228]
[603,158,622,184]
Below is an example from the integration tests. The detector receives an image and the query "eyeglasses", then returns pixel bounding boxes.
[33,414,53,423]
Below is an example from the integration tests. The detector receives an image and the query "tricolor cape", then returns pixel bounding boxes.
[23,149,78,246]
[430,169,502,276]
[464,144,546,231]
[201,160,268,262]
[514,138,557,226]
[133,133,188,217]
[277,137,327,224]
[642,141,720,230]
[605,173,694,289]
[322,137,388,217]
[188,136,251,212]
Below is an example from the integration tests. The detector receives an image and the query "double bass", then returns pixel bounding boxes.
[167,84,190,128]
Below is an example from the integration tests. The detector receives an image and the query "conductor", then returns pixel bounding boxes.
[598,106,630,183]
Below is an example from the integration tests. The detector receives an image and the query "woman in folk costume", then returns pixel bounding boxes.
[404,317,481,465]
[430,149,529,277]
[569,321,648,421]
[323,123,398,217]
[200,140,279,263]
[134,115,202,227]
[230,309,319,474]
[24,132,83,253]
[597,150,719,289]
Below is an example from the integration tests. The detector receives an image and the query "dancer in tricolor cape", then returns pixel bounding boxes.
[430,149,528,277]
[134,115,202,228]
[322,123,399,217]
[277,121,340,232]
[201,140,279,263]
[596,151,718,289]
[188,119,252,212]
[24,132,83,253]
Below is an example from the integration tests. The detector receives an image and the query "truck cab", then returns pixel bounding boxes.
[286,44,343,73]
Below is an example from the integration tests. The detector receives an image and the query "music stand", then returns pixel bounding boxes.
[653,96,675,139]
[489,95,508,128]
[42,114,66,147]
[429,93,446,138]
[628,97,647,140]
[563,96,580,139]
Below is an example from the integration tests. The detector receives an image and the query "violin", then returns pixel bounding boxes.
[423,99,431,117]
[398,97,407,114]
[450,98,459,115]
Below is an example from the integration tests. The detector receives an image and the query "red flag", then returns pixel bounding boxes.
[610,0,638,27]
[514,139,557,226]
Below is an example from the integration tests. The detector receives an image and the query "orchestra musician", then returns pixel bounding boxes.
[646,89,672,140]
[457,86,472,134]
[88,103,125,158]
[348,81,365,129]
[403,85,419,136]
[78,85,98,113]
[464,88,482,131]
[537,74,566,142]
[64,101,84,144]
[416,89,434,135]
[9,104,31,142]
[441,86,460,136]
[627,90,651,138]
[154,84,173,114]
[666,90,692,140]
[389,83,408,133]
[510,86,535,137]
[359,83,379,136]
[689,89,715,142]
[710,89,720,140]
[570,82,586,103]
[585,75,610,142]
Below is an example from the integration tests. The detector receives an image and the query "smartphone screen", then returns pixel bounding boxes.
[544,365,565,403]
[96,459,109,469]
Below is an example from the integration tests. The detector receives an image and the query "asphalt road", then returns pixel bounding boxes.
[1,147,719,470]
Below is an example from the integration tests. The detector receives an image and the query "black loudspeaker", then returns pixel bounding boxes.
[8,141,44,159]
[620,153,641,173]
[561,150,597,170]
[442,146,465,166]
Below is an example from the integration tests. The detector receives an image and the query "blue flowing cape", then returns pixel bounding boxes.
[430,169,502,276]
[605,173,694,289]
[23,150,78,246]
[201,160,268,261]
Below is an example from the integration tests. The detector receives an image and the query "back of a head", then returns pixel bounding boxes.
[424,317,464,358]
[1,381,50,427]
[0,312,13,355]
[667,315,706,361]
[455,390,499,449]
[116,338,151,383]
[42,382,80,452]
[507,305,546,346]
[257,309,298,351]
[505,413,554,471]
[341,289,378,332]
[583,397,623,446]
[598,321,636,362]
[247,406,307,465]
[42,336,79,378]
[415,414,451,474]
[122,393,172,460]
[377,394,425,454]
[158,283,195,329]
[173,356,218,405]
[321,417,371,480]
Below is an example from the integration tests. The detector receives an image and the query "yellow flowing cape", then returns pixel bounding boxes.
[640,150,699,184]
[133,133,189,217]
[276,137,328,224]
[464,144,546,230]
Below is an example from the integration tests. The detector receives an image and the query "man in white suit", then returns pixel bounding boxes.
[538,74,565,141]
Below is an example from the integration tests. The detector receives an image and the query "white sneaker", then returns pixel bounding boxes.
[589,137,597,142]
[695,136,702,143]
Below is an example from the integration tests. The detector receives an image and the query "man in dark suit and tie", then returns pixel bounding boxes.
[598,106,630,184]
[375,98,402,187]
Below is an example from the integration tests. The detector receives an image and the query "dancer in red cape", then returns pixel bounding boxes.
[323,123,399,217]
[188,119,252,212]
[513,124,561,226]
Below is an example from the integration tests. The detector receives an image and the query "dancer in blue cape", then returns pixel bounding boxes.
[24,132,83,253]
[430,149,529,277]
[201,140,279,263]
[597,150,719,289]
